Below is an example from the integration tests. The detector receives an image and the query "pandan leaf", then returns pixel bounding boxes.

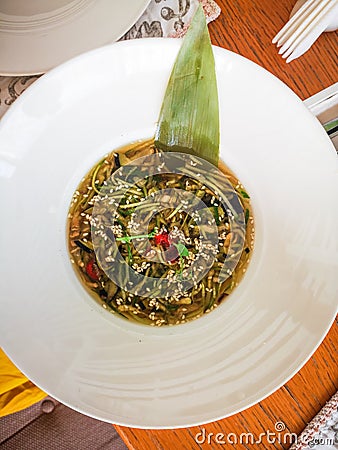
[155,4,219,166]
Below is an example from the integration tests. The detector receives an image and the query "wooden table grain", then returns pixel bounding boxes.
[115,1,338,449]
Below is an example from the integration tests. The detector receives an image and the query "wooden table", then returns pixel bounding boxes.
[115,1,338,449]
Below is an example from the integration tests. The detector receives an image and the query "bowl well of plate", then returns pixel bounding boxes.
[0,38,337,428]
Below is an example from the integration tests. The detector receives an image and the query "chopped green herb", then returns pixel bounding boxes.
[213,205,220,225]
[240,190,250,199]
[245,208,250,224]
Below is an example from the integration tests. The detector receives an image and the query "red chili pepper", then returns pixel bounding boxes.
[154,231,170,249]
[85,258,100,281]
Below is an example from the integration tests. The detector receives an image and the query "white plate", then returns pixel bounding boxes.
[0,0,150,75]
[0,39,337,428]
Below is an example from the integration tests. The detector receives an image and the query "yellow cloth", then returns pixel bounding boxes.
[0,349,47,417]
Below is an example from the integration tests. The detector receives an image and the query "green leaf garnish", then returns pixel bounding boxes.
[175,242,189,257]
[155,5,219,166]
[173,242,189,278]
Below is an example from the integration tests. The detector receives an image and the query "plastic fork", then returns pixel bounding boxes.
[273,0,338,62]
[273,0,331,46]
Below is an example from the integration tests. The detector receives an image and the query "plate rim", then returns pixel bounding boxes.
[0,38,337,428]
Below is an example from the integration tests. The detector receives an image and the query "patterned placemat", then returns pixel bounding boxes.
[290,391,338,449]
